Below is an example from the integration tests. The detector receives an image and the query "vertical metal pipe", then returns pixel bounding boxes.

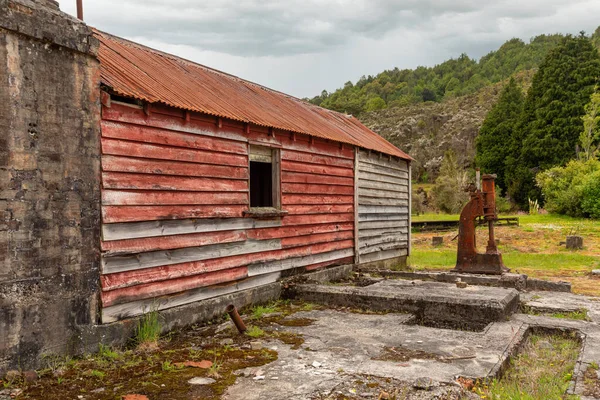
[76,0,83,20]
[476,168,481,191]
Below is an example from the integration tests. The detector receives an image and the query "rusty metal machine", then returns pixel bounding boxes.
[453,171,509,275]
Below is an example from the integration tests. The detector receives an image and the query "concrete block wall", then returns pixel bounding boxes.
[0,0,101,370]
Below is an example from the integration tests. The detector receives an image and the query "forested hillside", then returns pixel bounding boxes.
[308,33,564,115]
[310,28,600,198]
[359,70,534,182]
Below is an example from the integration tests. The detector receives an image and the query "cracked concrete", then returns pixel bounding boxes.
[225,309,523,399]
[224,285,600,399]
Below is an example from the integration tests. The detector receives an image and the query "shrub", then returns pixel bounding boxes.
[411,188,428,215]
[536,159,600,217]
[430,150,470,213]
[495,185,512,214]
[581,170,600,218]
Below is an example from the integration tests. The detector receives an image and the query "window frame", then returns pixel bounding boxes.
[247,144,281,211]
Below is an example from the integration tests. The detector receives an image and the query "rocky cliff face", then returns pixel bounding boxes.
[360,71,534,182]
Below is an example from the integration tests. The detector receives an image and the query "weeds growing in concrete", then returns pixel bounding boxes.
[136,308,161,350]
[550,309,590,321]
[251,305,278,320]
[245,326,265,338]
[474,332,580,399]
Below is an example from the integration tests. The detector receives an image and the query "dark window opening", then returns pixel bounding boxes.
[250,161,273,207]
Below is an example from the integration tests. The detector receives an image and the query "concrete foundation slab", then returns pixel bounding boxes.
[224,309,524,400]
[294,280,520,330]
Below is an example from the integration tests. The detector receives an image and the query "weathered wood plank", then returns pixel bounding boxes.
[101,272,281,323]
[359,227,409,238]
[408,162,412,257]
[359,247,408,264]
[102,190,248,206]
[359,220,409,230]
[102,218,281,241]
[357,170,408,185]
[248,222,353,240]
[358,151,409,172]
[281,149,354,168]
[282,171,354,187]
[358,188,408,199]
[281,230,353,248]
[247,248,354,277]
[101,120,248,155]
[101,266,249,307]
[354,146,360,265]
[358,205,409,214]
[101,230,248,255]
[358,179,408,193]
[102,103,249,143]
[102,172,248,192]
[358,213,407,222]
[102,155,249,180]
[277,134,354,159]
[359,241,408,255]
[281,160,353,177]
[358,163,409,180]
[101,239,354,291]
[101,239,282,274]
[102,205,247,223]
[282,183,354,195]
[282,213,354,226]
[359,233,408,249]
[102,138,248,167]
[281,171,353,186]
[285,204,353,215]
[283,194,354,205]
[358,196,409,206]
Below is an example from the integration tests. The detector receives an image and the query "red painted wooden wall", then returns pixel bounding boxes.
[99,102,355,322]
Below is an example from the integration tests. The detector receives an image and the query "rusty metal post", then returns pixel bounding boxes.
[452,173,508,275]
[482,175,499,254]
[76,0,83,20]
[226,304,247,333]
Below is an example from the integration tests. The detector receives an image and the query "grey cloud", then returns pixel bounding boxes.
[64,0,487,56]
[58,0,600,97]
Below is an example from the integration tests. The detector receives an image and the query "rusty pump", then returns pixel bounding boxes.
[452,172,509,275]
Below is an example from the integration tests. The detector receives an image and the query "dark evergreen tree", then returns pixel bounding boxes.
[475,78,524,193]
[508,33,600,208]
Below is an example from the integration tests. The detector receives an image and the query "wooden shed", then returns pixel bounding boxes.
[95,31,413,323]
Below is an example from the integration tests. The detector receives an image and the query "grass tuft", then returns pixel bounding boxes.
[474,332,580,400]
[136,308,161,350]
[250,305,278,320]
[245,326,265,338]
[551,309,590,321]
[98,344,120,360]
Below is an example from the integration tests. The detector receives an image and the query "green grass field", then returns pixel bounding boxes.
[410,213,600,296]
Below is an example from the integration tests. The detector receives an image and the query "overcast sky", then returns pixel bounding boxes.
[58,0,600,99]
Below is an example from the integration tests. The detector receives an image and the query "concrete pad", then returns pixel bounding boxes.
[295,280,520,330]
[516,290,600,398]
[225,310,523,400]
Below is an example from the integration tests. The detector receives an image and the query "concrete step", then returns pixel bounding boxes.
[293,279,520,331]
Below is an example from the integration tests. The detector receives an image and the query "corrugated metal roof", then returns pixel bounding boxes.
[94,30,412,160]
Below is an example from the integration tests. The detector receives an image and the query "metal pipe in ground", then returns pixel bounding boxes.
[226,304,247,333]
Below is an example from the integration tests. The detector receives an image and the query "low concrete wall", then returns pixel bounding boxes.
[357,255,408,271]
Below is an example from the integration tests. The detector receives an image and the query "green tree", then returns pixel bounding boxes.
[475,78,524,193]
[508,33,600,208]
[364,96,386,112]
[579,88,600,161]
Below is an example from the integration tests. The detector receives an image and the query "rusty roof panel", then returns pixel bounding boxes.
[94,30,412,160]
